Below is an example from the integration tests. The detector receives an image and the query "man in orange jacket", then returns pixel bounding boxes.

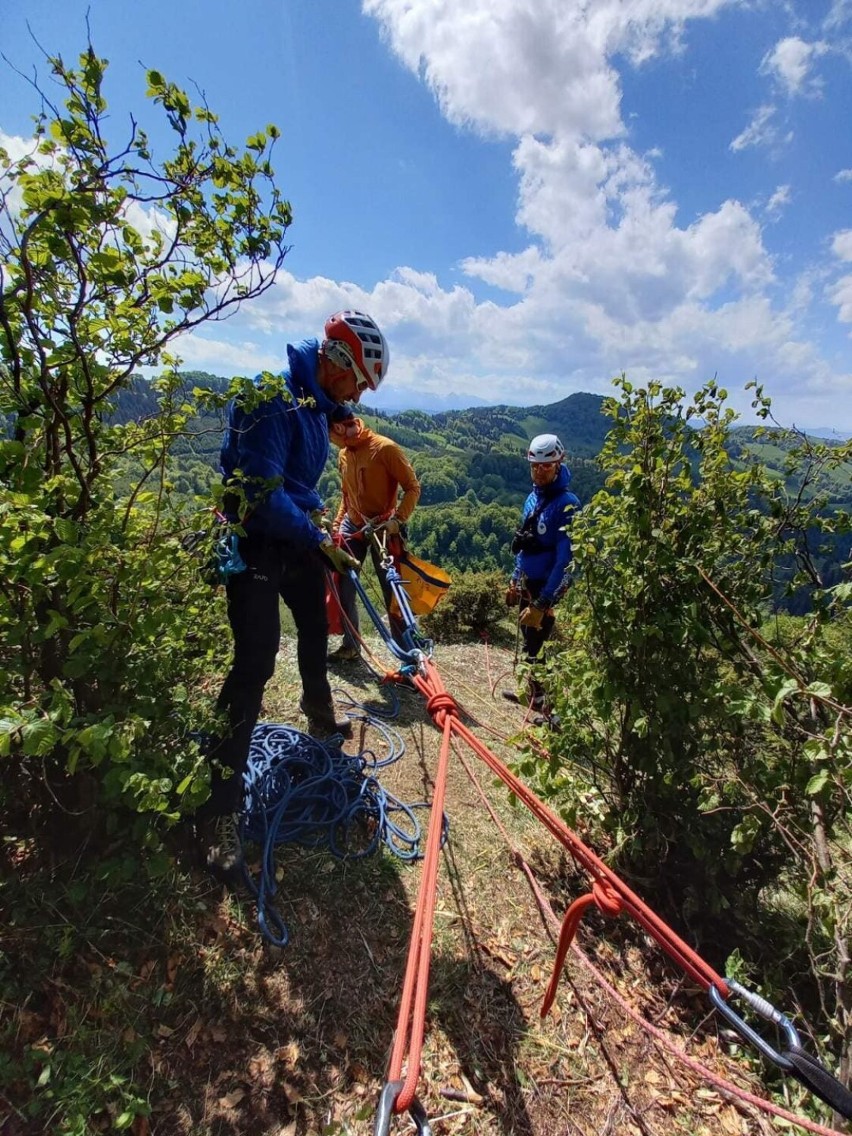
[329,412,421,658]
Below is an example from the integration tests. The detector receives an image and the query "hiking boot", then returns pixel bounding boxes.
[502,690,521,705]
[200,813,244,885]
[533,711,561,730]
[329,643,360,661]
[299,700,353,740]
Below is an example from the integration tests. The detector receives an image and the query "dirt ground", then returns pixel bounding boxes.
[5,624,832,1136]
[140,632,813,1136]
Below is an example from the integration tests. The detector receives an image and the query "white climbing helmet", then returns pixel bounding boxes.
[527,434,565,463]
[323,310,389,391]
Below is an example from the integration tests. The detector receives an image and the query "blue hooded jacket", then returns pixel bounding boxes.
[219,338,337,548]
[511,464,580,605]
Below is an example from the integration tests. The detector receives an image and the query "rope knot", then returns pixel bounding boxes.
[592,880,623,918]
[425,692,460,723]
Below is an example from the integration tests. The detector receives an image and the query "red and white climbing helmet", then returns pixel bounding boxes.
[323,310,389,391]
[527,434,565,463]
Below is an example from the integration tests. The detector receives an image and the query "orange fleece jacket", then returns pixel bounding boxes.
[334,424,421,528]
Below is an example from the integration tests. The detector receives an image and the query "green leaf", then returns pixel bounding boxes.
[804,681,833,699]
[805,770,830,796]
[21,719,59,758]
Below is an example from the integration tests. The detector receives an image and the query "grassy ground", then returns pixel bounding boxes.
[1,620,811,1135]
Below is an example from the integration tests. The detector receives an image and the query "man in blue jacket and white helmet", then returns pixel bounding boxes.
[201,310,389,881]
[504,433,580,719]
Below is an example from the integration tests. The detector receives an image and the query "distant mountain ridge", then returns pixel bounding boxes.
[114,374,851,477]
[107,373,851,611]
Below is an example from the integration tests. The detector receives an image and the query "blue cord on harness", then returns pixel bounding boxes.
[239,721,444,947]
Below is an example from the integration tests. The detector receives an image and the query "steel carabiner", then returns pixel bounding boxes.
[709,982,799,1071]
[373,1081,433,1136]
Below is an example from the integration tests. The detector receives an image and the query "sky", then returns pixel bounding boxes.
[2,0,852,428]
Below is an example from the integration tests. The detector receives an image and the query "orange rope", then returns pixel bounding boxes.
[386,708,455,1112]
[383,656,732,1120]
[454,743,842,1136]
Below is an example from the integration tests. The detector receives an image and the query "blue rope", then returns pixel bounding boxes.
[347,566,434,666]
[239,721,443,947]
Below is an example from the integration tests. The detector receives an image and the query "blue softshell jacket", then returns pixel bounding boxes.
[219,338,336,548]
[511,465,580,605]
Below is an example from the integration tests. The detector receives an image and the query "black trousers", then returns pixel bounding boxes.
[207,537,331,814]
[520,578,557,710]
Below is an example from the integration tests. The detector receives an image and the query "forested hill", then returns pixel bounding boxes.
[112,373,852,584]
[112,374,611,459]
[113,373,611,511]
[107,374,609,575]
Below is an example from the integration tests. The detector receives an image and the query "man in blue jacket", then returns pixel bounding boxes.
[504,434,580,718]
[201,310,390,881]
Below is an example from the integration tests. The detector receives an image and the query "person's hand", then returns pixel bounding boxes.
[519,604,545,629]
[505,581,521,607]
[384,515,401,536]
[319,538,360,574]
[310,508,332,536]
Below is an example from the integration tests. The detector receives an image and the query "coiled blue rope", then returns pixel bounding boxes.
[239,720,444,947]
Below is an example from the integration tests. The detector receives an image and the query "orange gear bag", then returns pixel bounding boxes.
[389,551,452,618]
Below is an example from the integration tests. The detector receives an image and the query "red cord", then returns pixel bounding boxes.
[383,656,731,1122]
[455,742,842,1136]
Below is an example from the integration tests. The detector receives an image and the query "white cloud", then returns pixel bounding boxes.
[826,0,852,33]
[765,184,792,219]
[169,333,285,375]
[834,169,852,183]
[821,232,852,328]
[827,276,852,323]
[363,0,740,142]
[832,231,852,261]
[224,0,834,422]
[729,105,792,153]
[0,129,33,164]
[760,37,829,97]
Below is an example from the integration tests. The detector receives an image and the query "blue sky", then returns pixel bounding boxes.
[2,0,852,428]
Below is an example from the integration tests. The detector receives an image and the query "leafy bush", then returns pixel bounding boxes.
[421,570,507,641]
[520,376,852,1093]
[0,46,291,829]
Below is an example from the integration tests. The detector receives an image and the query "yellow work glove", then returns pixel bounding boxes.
[519,604,545,629]
[319,539,360,574]
[310,508,332,536]
[383,515,401,536]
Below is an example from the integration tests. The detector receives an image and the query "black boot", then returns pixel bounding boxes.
[197,812,245,886]
[299,699,353,740]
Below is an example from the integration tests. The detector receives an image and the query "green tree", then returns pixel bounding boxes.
[0,45,291,827]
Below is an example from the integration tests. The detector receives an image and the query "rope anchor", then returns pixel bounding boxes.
[709,984,852,1119]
